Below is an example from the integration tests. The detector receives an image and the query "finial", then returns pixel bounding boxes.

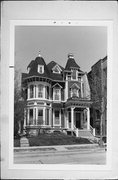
[38,50,41,57]
[68,53,74,59]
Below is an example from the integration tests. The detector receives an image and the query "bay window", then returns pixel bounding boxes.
[37,109,43,125]
[45,86,49,99]
[30,85,34,98]
[38,85,43,98]
[29,109,33,125]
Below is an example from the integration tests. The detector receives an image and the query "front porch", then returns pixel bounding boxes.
[65,107,90,130]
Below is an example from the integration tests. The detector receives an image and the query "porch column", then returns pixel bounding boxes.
[49,108,51,126]
[36,107,38,125]
[71,107,74,130]
[27,109,29,125]
[52,109,54,127]
[87,107,90,130]
[64,110,67,128]
[43,107,46,125]
[23,108,26,128]
[18,121,21,134]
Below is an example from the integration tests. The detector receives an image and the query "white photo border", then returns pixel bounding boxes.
[9,20,113,171]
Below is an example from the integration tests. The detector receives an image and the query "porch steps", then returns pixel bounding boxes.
[78,130,99,142]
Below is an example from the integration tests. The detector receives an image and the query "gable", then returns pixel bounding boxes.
[52,64,62,74]
[52,83,63,89]
[70,83,80,89]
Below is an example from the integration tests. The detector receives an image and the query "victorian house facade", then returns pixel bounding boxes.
[22,53,95,137]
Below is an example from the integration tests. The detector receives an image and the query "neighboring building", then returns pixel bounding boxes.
[21,52,95,137]
[88,56,107,136]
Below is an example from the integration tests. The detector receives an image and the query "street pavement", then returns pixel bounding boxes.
[14,144,106,164]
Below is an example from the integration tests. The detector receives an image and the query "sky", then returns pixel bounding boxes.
[15,26,107,73]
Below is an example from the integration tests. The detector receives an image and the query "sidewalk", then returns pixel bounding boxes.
[14,143,105,155]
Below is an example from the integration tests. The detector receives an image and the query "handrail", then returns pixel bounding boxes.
[90,125,95,136]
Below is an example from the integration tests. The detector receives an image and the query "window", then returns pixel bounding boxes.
[72,70,77,80]
[29,109,33,125]
[38,85,43,98]
[37,109,43,125]
[30,85,34,98]
[78,77,81,81]
[46,109,50,125]
[54,110,60,125]
[71,88,79,97]
[45,86,49,99]
[67,75,71,81]
[54,88,60,101]
[38,65,44,74]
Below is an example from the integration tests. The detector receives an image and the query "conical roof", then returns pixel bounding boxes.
[65,54,80,70]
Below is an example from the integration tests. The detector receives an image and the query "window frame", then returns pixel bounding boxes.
[29,108,33,125]
[37,108,44,125]
[29,84,34,98]
[53,88,61,101]
[38,84,44,98]
[71,69,78,81]
[38,65,44,74]
[71,88,79,97]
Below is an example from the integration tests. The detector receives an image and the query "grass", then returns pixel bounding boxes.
[14,132,92,147]
[27,132,92,146]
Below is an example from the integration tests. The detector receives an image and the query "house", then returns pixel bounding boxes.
[21,52,95,137]
[88,56,107,136]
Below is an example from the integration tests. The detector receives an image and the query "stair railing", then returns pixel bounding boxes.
[90,125,95,136]
[73,125,79,137]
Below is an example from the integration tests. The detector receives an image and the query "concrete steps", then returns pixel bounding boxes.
[20,137,29,147]
[77,130,99,142]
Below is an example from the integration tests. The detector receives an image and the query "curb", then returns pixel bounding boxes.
[14,143,99,152]
[14,148,105,157]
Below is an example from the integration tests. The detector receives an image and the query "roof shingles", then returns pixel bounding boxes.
[22,54,83,81]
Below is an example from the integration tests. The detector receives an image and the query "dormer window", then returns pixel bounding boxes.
[38,65,44,74]
[52,64,62,74]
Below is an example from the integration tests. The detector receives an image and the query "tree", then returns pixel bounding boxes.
[14,70,26,136]
[88,60,107,146]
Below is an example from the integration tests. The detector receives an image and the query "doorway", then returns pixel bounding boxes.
[76,112,81,129]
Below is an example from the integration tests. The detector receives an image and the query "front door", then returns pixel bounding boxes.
[76,112,81,129]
